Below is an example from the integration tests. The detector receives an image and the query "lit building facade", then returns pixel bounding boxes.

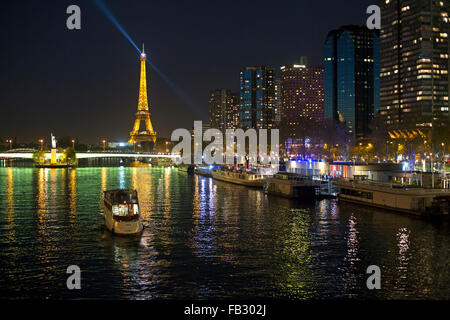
[228,93,240,129]
[380,0,449,137]
[280,62,324,155]
[324,25,380,139]
[274,78,281,126]
[239,66,276,129]
[209,89,239,131]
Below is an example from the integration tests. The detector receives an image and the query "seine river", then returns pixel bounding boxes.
[0,167,449,299]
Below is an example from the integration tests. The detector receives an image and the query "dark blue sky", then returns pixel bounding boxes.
[0,0,375,143]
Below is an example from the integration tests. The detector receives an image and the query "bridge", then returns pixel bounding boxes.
[2,48,177,164]
[0,150,180,160]
[2,48,172,165]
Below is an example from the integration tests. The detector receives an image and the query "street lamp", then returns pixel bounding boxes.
[6,139,12,150]
[166,141,169,153]
[39,139,44,151]
[72,139,75,150]
[102,139,106,152]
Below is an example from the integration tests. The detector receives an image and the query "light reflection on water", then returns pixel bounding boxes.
[0,167,449,299]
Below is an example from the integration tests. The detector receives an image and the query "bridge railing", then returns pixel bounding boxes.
[0,151,180,160]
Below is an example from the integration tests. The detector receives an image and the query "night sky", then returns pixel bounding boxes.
[0,0,375,144]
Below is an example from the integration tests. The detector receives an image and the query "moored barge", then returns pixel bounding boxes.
[265,173,320,199]
[334,179,450,217]
[212,168,267,188]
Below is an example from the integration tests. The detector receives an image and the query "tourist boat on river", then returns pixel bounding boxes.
[334,178,450,217]
[212,167,267,188]
[101,189,143,235]
[265,172,321,199]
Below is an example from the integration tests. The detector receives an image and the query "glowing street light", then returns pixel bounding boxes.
[72,139,75,149]
[39,139,44,150]
[6,139,12,150]
[102,139,106,152]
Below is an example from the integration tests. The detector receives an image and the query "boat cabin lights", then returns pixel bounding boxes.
[113,203,139,217]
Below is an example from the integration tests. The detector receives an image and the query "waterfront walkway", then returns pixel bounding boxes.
[0,150,180,160]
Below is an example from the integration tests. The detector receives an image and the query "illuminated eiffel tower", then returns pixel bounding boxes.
[129,44,157,146]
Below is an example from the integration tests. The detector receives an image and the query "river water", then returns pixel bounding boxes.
[0,167,449,299]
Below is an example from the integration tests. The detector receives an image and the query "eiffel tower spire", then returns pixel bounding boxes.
[129,43,157,145]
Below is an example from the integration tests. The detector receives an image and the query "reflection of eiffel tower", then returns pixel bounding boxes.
[129,44,157,145]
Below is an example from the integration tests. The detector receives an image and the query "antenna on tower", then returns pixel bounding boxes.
[140,43,146,60]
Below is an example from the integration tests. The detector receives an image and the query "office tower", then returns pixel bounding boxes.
[227,93,240,129]
[324,25,380,139]
[209,89,238,131]
[239,66,276,129]
[280,61,324,154]
[380,0,449,139]
[274,78,281,126]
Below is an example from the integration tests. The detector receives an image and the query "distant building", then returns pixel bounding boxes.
[154,137,174,153]
[209,89,239,131]
[190,123,211,137]
[107,142,132,149]
[239,66,276,129]
[226,92,239,129]
[274,78,281,126]
[324,25,380,139]
[380,0,449,138]
[280,60,324,155]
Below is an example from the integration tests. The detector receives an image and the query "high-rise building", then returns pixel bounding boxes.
[324,25,380,139]
[227,92,240,129]
[280,61,324,154]
[239,66,276,129]
[274,78,281,126]
[380,1,449,139]
[209,89,239,131]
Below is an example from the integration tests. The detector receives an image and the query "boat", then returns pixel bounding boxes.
[211,167,267,188]
[101,189,143,235]
[178,164,194,173]
[429,195,450,218]
[195,165,214,177]
[35,163,76,168]
[334,178,450,217]
[265,172,320,199]
[130,161,151,168]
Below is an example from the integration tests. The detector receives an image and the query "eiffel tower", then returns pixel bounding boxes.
[129,44,157,146]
